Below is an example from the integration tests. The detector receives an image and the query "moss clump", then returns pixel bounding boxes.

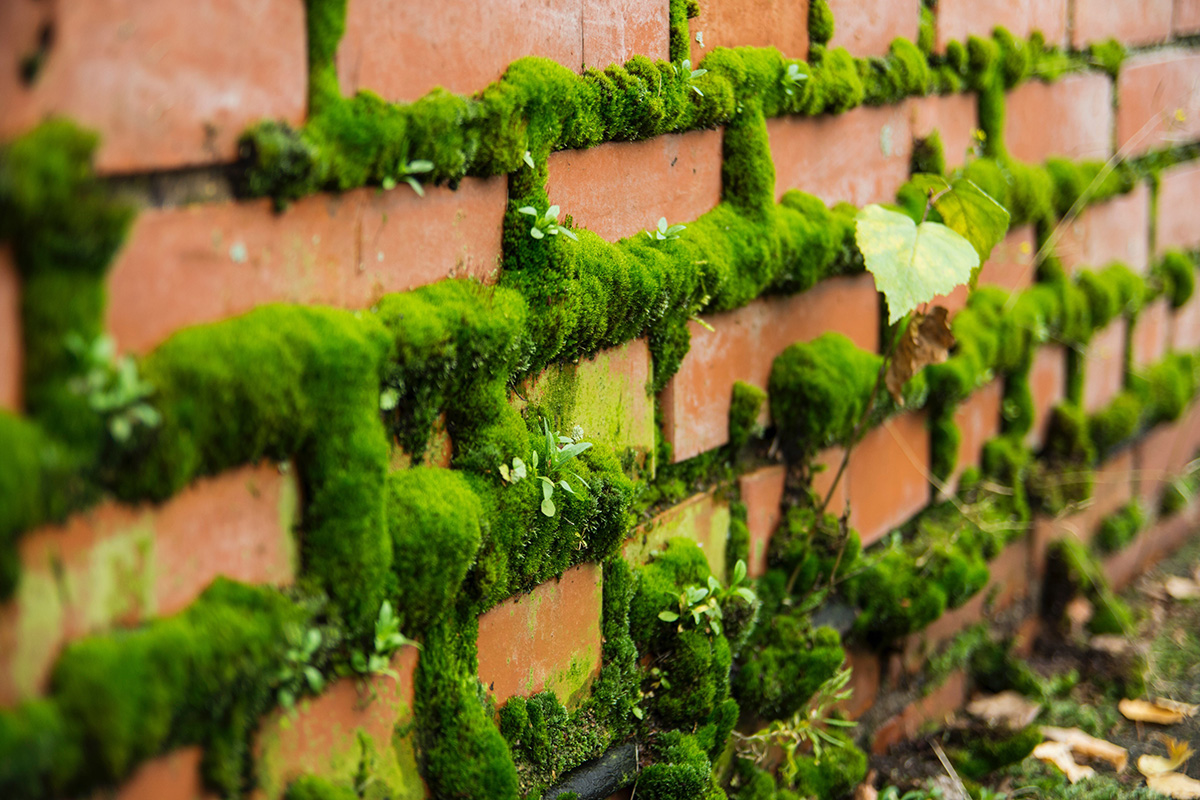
[1046,538,1134,635]
[499,691,609,797]
[808,0,835,48]
[1094,501,1146,555]
[764,505,862,601]
[733,621,844,721]
[1088,39,1125,79]
[283,776,359,800]
[0,700,81,798]
[1156,250,1197,309]
[951,726,1043,780]
[1088,392,1141,455]
[638,729,727,800]
[912,130,947,176]
[386,468,482,635]
[730,733,867,799]
[729,381,767,450]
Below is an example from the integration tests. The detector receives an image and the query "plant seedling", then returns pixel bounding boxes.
[647,217,686,241]
[678,59,708,96]
[782,62,809,96]
[382,159,434,196]
[517,205,579,241]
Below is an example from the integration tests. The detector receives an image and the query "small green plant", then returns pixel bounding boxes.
[782,62,809,96]
[879,786,947,800]
[381,159,433,196]
[66,333,161,444]
[646,216,686,241]
[351,601,418,679]
[657,559,757,636]
[517,204,579,241]
[676,58,708,96]
[498,418,592,517]
[275,626,325,711]
[522,150,535,169]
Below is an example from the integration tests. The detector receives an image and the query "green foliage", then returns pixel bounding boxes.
[518,203,580,242]
[350,601,418,678]
[1088,38,1125,79]
[284,775,359,800]
[950,725,1043,781]
[1094,501,1146,555]
[499,691,610,797]
[907,174,1012,284]
[733,622,845,721]
[275,626,326,711]
[808,0,835,47]
[1047,538,1134,635]
[1156,250,1197,309]
[729,381,767,450]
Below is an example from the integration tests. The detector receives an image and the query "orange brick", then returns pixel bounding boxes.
[476,563,603,707]
[0,246,21,412]
[945,380,1003,495]
[909,92,980,171]
[768,103,913,206]
[825,0,921,58]
[1172,288,1200,351]
[626,490,731,577]
[845,411,931,547]
[1131,297,1171,372]
[1071,0,1172,48]
[1156,161,1200,255]
[934,0,1068,51]
[1139,501,1200,566]
[1006,74,1113,164]
[0,0,306,173]
[116,747,217,800]
[1102,534,1146,590]
[935,224,1035,316]
[1056,183,1151,276]
[661,274,879,461]
[1177,0,1200,35]
[1027,344,1068,450]
[840,648,881,720]
[689,0,809,64]
[0,463,298,705]
[738,465,787,578]
[872,670,969,754]
[107,180,505,354]
[1133,418,1197,508]
[813,446,848,516]
[546,131,723,242]
[1082,318,1127,414]
[1117,49,1200,157]
[253,647,422,800]
[583,0,672,69]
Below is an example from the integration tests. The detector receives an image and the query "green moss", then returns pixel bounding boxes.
[0,700,81,798]
[499,691,610,797]
[1094,501,1145,555]
[284,775,359,800]
[728,501,752,570]
[788,732,868,799]
[765,505,862,601]
[729,382,767,451]
[808,0,835,48]
[970,638,1050,700]
[1088,392,1140,455]
[1047,538,1134,635]
[951,726,1042,780]
[733,621,844,721]
[1156,250,1196,309]
[638,730,725,800]
[1088,39,1125,80]
[912,130,947,176]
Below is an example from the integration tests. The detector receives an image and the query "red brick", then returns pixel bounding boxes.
[0,463,298,705]
[1102,533,1146,590]
[1131,297,1171,372]
[546,131,723,242]
[253,646,423,800]
[872,670,969,754]
[1117,50,1200,157]
[738,465,787,578]
[1177,0,1200,35]
[768,103,913,206]
[689,0,809,64]
[583,0,672,69]
[840,648,881,720]
[825,0,920,58]
[944,380,1003,496]
[0,246,21,412]
[1172,287,1200,351]
[813,446,848,516]
[909,92,980,171]
[845,411,931,547]
[935,225,1036,316]
[1071,0,1172,48]
[661,273,879,461]
[626,490,732,578]
[1056,183,1151,276]
[1006,74,1113,164]
[0,0,306,173]
[1138,500,1200,566]
[116,747,217,800]
[477,563,603,707]
[1082,318,1127,414]
[1027,344,1068,450]
[1156,161,1200,255]
[1133,418,1197,509]
[934,0,1068,51]
[108,180,505,353]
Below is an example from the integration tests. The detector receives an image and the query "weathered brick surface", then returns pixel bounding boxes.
[738,465,787,578]
[1082,319,1128,414]
[1006,74,1113,164]
[872,671,969,754]
[1131,297,1171,372]
[688,0,809,64]
[1117,50,1200,156]
[909,92,980,171]
[253,647,423,800]
[1056,184,1151,276]
[108,180,506,353]
[0,0,307,172]
[661,274,879,461]
[0,246,21,412]
[0,463,298,705]
[844,411,931,547]
[1156,161,1200,255]
[546,131,723,242]
[476,563,603,707]
[1172,289,1200,351]
[1027,344,1068,450]
[933,0,1068,51]
[825,0,920,57]
[1071,0,1172,48]
[1134,419,1196,508]
[116,747,217,800]
[840,648,881,720]
[1177,0,1200,35]
[626,490,731,578]
[338,0,665,102]
[768,104,913,206]
[936,225,1035,315]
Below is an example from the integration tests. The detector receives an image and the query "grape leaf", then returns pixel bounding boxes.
[855,204,979,324]
[910,174,1011,288]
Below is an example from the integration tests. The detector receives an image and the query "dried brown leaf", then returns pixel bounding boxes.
[886,306,955,404]
[1041,726,1129,772]
[1089,634,1132,656]
[967,691,1042,729]
[1154,698,1200,718]
[1137,737,1194,777]
[1165,575,1200,600]
[1147,772,1200,799]
[1033,741,1097,783]
[1119,698,1187,725]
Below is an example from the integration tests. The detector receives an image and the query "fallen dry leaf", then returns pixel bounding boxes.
[1120,698,1188,725]
[1137,736,1194,777]
[1089,634,1132,656]
[1147,772,1200,799]
[1041,726,1129,772]
[1154,698,1200,718]
[1033,741,1097,783]
[885,306,954,404]
[967,691,1042,729]
[853,782,878,800]
[1164,575,1200,600]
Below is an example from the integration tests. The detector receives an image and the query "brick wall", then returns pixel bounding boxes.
[1,1,1199,798]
